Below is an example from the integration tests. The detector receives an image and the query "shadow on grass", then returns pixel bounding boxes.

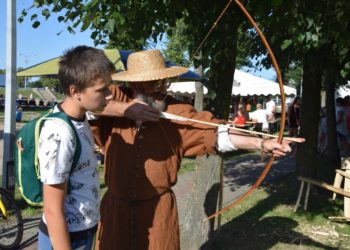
[201,174,342,250]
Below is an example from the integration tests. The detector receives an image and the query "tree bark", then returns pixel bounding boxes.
[325,73,340,167]
[180,155,222,250]
[296,49,323,177]
[194,50,204,112]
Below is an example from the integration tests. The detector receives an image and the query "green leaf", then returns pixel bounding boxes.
[340,48,350,57]
[57,16,64,22]
[21,9,27,17]
[67,26,75,34]
[32,21,40,28]
[311,34,318,42]
[18,17,24,23]
[345,62,350,70]
[281,39,292,50]
[30,14,38,21]
[42,8,50,18]
[106,19,115,33]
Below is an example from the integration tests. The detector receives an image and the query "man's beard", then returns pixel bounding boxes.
[136,94,166,112]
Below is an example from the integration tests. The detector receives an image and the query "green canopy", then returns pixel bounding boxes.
[17,49,125,77]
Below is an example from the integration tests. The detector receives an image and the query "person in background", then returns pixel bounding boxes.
[336,97,348,155]
[265,95,276,117]
[249,103,272,132]
[232,104,246,126]
[287,96,301,137]
[318,106,327,154]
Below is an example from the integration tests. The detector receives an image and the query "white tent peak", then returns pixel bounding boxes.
[167,69,296,96]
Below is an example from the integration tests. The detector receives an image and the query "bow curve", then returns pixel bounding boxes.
[204,0,286,221]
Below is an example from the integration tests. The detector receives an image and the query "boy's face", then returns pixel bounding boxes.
[80,74,112,112]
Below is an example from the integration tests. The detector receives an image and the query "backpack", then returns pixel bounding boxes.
[14,111,81,206]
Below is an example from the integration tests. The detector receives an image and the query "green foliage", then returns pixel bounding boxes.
[284,63,303,89]
[162,19,191,67]
[40,77,60,91]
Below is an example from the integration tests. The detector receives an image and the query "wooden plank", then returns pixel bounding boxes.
[294,181,305,212]
[344,169,350,217]
[328,216,350,222]
[336,169,350,179]
[298,176,350,198]
[333,172,343,200]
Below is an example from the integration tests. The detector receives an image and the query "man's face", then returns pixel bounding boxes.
[80,74,112,112]
[131,80,168,111]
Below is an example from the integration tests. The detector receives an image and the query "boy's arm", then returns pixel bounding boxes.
[43,182,71,250]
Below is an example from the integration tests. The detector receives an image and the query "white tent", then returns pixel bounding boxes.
[232,69,296,96]
[168,81,208,96]
[336,81,350,97]
[167,69,296,96]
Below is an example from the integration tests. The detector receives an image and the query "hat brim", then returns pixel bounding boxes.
[112,66,189,82]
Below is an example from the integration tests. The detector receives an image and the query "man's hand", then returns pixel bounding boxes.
[261,138,305,157]
[92,99,160,122]
[124,99,160,122]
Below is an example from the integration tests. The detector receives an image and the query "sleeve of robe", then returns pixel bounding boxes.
[165,99,224,157]
[89,84,130,154]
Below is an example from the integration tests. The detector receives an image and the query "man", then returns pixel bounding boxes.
[336,97,348,155]
[249,103,272,132]
[265,95,276,116]
[90,49,294,250]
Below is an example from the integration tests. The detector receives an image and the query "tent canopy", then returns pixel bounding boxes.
[17,49,202,81]
[17,49,125,77]
[167,70,296,96]
[336,81,350,98]
[232,70,296,96]
[168,81,208,96]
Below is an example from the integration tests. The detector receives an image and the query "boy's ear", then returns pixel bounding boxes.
[68,85,81,99]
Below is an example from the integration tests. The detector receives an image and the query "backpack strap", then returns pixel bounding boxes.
[44,112,82,173]
[41,112,82,194]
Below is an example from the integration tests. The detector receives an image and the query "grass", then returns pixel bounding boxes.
[210,173,350,249]
[207,154,350,249]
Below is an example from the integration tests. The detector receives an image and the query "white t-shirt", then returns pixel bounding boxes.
[266,100,276,116]
[38,106,99,232]
[249,109,269,130]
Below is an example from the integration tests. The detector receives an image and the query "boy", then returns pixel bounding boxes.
[37,46,114,249]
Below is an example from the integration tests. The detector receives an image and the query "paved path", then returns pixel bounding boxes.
[18,154,295,249]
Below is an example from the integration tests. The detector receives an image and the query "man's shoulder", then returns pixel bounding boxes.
[165,96,194,113]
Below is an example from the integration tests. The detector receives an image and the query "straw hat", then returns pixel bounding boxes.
[112,49,188,82]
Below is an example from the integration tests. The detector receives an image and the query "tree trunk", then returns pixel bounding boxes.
[324,68,341,179]
[194,50,204,112]
[296,49,323,177]
[180,155,222,250]
[180,15,240,250]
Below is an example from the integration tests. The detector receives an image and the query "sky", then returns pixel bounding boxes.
[0,0,276,80]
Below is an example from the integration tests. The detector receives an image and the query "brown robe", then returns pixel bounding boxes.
[90,85,220,250]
